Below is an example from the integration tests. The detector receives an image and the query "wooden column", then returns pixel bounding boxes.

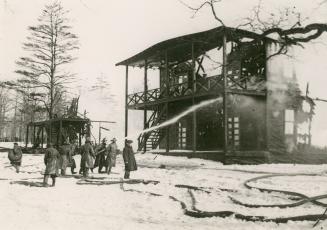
[125,65,129,139]
[33,125,36,147]
[79,128,82,147]
[265,42,270,150]
[144,59,148,129]
[49,121,52,144]
[308,116,312,146]
[41,127,44,148]
[59,120,63,146]
[222,34,228,160]
[143,60,148,152]
[165,51,170,153]
[192,42,197,153]
[25,124,29,148]
[98,122,101,144]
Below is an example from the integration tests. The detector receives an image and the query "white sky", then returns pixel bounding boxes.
[1,0,327,147]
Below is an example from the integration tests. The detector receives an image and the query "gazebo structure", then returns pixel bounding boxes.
[26,117,90,148]
[25,98,91,148]
[116,26,315,163]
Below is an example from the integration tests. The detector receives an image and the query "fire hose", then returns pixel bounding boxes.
[171,174,327,225]
[229,173,327,208]
[78,172,327,225]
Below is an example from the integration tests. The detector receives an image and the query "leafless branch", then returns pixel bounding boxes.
[179,0,225,26]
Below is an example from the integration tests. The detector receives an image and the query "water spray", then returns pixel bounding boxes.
[123,97,223,145]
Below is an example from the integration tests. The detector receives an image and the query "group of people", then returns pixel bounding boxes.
[8,137,138,187]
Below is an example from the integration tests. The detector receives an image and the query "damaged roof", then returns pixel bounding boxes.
[116,26,271,68]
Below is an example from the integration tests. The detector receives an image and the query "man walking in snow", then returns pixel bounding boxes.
[80,137,95,178]
[106,137,118,174]
[8,143,23,173]
[43,143,60,187]
[58,140,71,176]
[123,140,137,179]
[94,138,107,173]
[68,140,78,174]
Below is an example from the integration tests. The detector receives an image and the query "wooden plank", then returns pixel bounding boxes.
[25,124,29,148]
[125,65,129,138]
[41,127,44,148]
[59,120,63,146]
[192,42,197,153]
[165,51,170,153]
[49,120,52,144]
[144,59,148,152]
[31,118,89,127]
[226,89,266,96]
[79,128,81,147]
[222,34,228,162]
[33,125,36,147]
[265,42,270,150]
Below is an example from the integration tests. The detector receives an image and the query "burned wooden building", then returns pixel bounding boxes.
[116,26,314,163]
[25,98,91,148]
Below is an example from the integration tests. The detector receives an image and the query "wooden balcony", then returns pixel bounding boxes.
[127,75,266,109]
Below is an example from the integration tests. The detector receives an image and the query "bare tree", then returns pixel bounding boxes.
[12,1,79,119]
[180,0,327,57]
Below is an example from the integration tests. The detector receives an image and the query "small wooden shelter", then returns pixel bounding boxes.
[25,98,91,148]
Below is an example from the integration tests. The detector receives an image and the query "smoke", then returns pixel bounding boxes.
[125,97,222,141]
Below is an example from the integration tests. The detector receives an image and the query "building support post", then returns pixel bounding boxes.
[98,122,101,144]
[222,34,228,163]
[41,127,44,148]
[144,59,148,152]
[125,65,129,139]
[25,124,29,148]
[79,128,82,147]
[49,121,52,145]
[308,116,312,146]
[59,120,63,146]
[192,42,197,154]
[33,125,36,147]
[165,51,170,153]
[265,42,270,151]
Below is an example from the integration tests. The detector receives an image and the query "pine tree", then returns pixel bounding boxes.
[15,1,78,119]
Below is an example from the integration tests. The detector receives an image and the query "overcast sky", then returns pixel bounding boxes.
[1,0,327,147]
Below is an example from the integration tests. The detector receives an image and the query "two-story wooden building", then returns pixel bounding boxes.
[116,26,314,163]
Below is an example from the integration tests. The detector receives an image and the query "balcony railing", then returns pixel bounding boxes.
[127,74,266,106]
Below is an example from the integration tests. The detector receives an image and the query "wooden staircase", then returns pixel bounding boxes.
[137,105,167,152]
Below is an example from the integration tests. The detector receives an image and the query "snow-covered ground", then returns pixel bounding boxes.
[1,146,327,229]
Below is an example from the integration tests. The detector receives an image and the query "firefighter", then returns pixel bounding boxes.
[94,138,107,173]
[123,140,137,179]
[80,137,95,178]
[58,140,71,176]
[43,143,60,187]
[106,138,118,174]
[8,143,23,173]
[69,140,78,174]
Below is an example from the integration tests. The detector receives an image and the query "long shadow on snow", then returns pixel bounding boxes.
[10,180,45,187]
[138,163,199,170]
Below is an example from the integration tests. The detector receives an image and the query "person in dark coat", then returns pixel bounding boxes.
[106,138,118,174]
[8,143,23,173]
[123,140,137,179]
[94,138,108,173]
[80,137,95,178]
[69,140,78,174]
[58,141,71,176]
[43,143,60,187]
